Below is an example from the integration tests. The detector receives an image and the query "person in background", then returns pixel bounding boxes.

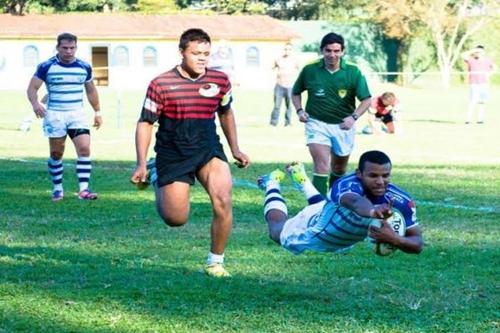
[363,92,402,134]
[209,41,236,85]
[269,42,300,127]
[26,32,102,201]
[292,32,372,196]
[462,45,497,124]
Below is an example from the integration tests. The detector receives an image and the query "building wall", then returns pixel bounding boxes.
[0,39,300,91]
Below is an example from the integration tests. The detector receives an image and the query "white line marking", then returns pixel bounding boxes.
[2,156,497,213]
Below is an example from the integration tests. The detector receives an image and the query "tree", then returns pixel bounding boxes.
[134,0,177,12]
[265,0,367,20]
[369,0,428,83]
[421,0,495,87]
[1,0,30,14]
[370,0,497,87]
[192,0,267,14]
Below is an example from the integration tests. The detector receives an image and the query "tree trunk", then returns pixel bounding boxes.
[7,1,27,15]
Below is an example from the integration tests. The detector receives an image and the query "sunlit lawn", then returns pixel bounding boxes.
[0,84,499,332]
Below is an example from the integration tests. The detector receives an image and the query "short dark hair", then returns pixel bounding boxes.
[179,28,211,50]
[475,45,485,49]
[57,32,77,46]
[358,150,391,172]
[320,32,344,50]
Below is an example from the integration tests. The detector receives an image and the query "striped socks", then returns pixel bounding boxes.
[263,181,288,218]
[76,156,92,192]
[48,157,63,193]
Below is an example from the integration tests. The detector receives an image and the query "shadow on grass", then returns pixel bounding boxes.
[0,240,497,332]
[1,158,499,332]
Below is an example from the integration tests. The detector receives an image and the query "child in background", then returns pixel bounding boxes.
[363,92,402,134]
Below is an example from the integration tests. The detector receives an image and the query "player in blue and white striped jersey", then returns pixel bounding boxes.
[27,33,102,201]
[258,150,423,255]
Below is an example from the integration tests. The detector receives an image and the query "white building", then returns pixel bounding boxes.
[0,13,299,90]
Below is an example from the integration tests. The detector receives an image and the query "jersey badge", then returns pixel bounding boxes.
[338,89,347,98]
[199,83,220,97]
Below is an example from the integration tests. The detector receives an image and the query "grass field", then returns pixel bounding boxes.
[0,85,499,332]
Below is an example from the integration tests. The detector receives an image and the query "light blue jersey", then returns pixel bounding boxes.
[330,173,419,229]
[280,173,419,255]
[35,56,92,112]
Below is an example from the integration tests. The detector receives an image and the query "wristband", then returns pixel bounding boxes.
[94,111,102,117]
[351,113,359,121]
[296,108,304,114]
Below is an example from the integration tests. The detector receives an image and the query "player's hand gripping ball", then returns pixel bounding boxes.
[368,210,406,256]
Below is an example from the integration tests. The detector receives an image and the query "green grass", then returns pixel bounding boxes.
[1,85,499,332]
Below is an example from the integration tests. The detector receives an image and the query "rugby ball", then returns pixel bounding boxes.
[368,210,406,256]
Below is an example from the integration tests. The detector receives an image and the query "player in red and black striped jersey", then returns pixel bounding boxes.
[131,29,250,277]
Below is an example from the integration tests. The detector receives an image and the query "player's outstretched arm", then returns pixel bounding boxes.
[340,193,392,218]
[292,94,308,123]
[218,108,250,168]
[370,221,423,254]
[131,121,154,184]
[85,81,102,129]
[27,77,46,118]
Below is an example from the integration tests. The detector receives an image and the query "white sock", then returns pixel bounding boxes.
[207,252,224,265]
[263,183,288,217]
[301,178,320,200]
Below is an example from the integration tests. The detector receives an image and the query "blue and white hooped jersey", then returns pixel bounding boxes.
[329,173,419,229]
[35,56,92,112]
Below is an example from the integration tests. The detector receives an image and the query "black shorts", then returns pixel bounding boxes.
[155,143,228,187]
[375,112,394,124]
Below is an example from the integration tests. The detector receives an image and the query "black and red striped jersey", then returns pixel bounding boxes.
[139,67,233,156]
[140,67,232,122]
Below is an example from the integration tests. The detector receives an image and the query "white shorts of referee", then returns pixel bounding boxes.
[305,117,355,157]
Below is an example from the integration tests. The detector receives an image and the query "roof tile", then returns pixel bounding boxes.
[0,13,299,40]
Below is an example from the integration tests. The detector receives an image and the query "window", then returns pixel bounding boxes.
[246,46,260,67]
[23,45,39,67]
[143,46,157,66]
[0,55,5,71]
[113,46,129,66]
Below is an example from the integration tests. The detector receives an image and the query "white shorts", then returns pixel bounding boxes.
[469,84,489,104]
[43,109,89,138]
[280,201,326,255]
[305,118,355,157]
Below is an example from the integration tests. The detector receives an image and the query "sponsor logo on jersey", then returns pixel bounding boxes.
[314,88,325,97]
[199,83,220,97]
